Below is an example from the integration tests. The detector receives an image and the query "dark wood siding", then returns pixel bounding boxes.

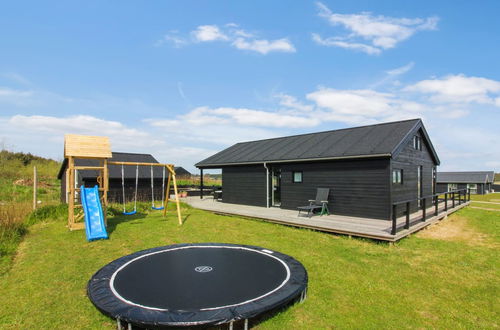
[222,165,267,207]
[391,129,438,215]
[437,182,486,194]
[279,158,391,220]
[60,170,67,203]
[436,183,448,194]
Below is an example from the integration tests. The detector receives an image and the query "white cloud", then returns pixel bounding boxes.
[308,88,392,116]
[191,25,229,42]
[0,114,219,171]
[8,115,159,148]
[274,93,314,112]
[155,31,187,48]
[156,23,295,55]
[1,73,32,86]
[157,106,319,128]
[369,62,415,89]
[0,87,33,98]
[431,124,500,171]
[312,34,381,55]
[314,2,438,54]
[404,74,500,105]
[2,71,499,172]
[386,62,415,76]
[232,38,295,54]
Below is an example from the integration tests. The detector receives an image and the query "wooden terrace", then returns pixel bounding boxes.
[185,195,470,242]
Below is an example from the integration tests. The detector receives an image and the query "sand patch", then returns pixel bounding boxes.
[417,215,491,246]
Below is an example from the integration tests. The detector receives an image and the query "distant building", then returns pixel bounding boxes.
[436,171,495,195]
[174,166,191,178]
[58,152,167,203]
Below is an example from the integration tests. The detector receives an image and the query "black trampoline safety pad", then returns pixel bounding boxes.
[87,243,308,328]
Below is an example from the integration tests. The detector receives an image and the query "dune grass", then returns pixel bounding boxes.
[0,204,498,329]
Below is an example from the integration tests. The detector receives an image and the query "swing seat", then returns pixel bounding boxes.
[152,206,164,210]
[123,210,137,216]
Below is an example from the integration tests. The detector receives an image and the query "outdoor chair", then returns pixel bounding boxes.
[212,188,222,202]
[297,188,330,218]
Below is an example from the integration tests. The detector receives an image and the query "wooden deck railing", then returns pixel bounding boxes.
[391,188,470,235]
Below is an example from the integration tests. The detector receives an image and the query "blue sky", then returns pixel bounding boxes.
[1,1,499,172]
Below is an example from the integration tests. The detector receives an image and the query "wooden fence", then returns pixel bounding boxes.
[391,188,470,235]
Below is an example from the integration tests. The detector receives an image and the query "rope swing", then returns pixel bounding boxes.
[122,164,138,215]
[151,165,165,210]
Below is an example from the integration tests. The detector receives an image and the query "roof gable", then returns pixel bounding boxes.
[196,119,439,168]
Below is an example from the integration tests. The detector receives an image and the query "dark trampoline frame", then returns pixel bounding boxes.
[87,243,308,329]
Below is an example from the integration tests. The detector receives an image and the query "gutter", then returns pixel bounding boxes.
[197,153,392,168]
[263,162,269,208]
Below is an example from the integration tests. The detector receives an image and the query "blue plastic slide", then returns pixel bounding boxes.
[80,185,108,241]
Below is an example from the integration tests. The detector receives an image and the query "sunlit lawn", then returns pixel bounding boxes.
[0,204,498,329]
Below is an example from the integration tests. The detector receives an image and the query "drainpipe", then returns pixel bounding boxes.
[263,162,269,208]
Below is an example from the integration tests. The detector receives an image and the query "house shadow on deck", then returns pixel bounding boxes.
[185,197,470,242]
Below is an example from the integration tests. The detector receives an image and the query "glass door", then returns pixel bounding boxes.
[417,166,423,207]
[271,168,281,207]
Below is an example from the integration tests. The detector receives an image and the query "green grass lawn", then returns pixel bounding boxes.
[0,204,499,329]
[470,192,500,203]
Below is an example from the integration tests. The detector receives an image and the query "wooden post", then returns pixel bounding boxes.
[452,192,455,208]
[444,193,448,211]
[33,166,37,210]
[468,189,470,201]
[200,168,204,199]
[391,204,397,235]
[171,170,182,225]
[404,201,410,230]
[163,166,172,218]
[434,195,438,216]
[68,156,75,229]
[102,159,108,225]
[422,198,426,221]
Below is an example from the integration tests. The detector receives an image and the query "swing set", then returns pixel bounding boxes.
[64,134,182,232]
[118,162,174,215]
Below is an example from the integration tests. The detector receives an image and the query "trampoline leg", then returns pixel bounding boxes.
[300,288,307,303]
[244,319,249,330]
[116,318,122,330]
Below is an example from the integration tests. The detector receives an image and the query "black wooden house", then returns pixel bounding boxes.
[436,171,495,195]
[196,119,440,220]
[58,152,167,203]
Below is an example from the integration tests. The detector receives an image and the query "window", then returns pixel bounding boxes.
[467,183,477,194]
[292,171,303,183]
[432,166,437,195]
[413,136,422,150]
[448,183,458,191]
[392,169,403,184]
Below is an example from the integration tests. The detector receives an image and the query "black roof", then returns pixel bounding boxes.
[436,171,495,184]
[57,152,166,180]
[196,119,439,168]
[174,167,191,176]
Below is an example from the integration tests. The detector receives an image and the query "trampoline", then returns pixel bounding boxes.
[87,243,308,329]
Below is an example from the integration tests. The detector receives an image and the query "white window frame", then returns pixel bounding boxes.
[413,136,422,150]
[292,171,303,183]
[467,183,477,194]
[448,183,458,191]
[392,169,403,184]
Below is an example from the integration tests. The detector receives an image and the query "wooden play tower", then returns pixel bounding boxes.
[64,134,182,231]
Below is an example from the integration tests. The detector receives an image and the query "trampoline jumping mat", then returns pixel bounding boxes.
[87,243,308,328]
